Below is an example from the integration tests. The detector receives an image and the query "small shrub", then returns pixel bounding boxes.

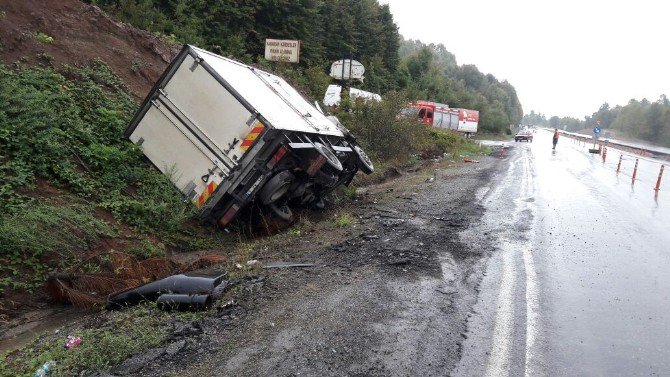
[333,213,354,228]
[128,238,166,259]
[36,52,54,65]
[34,32,54,44]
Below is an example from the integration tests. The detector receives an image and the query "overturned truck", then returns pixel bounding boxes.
[126,45,373,227]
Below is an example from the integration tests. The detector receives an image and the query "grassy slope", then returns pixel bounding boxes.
[0,61,228,302]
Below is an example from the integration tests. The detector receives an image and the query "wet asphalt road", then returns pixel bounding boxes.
[456,131,670,376]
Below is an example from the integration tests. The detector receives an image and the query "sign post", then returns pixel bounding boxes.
[593,126,601,149]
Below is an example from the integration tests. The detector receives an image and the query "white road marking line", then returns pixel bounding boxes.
[484,149,541,377]
[485,247,516,377]
[520,151,541,377]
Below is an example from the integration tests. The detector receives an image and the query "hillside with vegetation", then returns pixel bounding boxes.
[88,0,523,133]
[0,0,522,321]
[523,96,670,147]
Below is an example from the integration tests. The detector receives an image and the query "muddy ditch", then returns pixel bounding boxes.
[1,155,505,376]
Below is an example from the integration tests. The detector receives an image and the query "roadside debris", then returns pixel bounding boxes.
[106,274,226,311]
[64,335,82,349]
[45,252,225,309]
[262,262,317,269]
[34,361,56,377]
[463,157,480,163]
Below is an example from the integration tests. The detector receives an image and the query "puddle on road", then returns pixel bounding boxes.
[0,307,85,353]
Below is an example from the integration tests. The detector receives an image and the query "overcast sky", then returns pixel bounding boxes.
[380,0,670,119]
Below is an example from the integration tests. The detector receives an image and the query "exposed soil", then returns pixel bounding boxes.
[0,0,178,99]
[106,155,505,377]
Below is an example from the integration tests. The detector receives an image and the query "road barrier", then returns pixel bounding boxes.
[549,129,667,192]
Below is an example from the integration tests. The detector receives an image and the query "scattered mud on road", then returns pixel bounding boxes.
[133,155,506,377]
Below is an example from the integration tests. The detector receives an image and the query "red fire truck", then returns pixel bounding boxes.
[409,101,479,136]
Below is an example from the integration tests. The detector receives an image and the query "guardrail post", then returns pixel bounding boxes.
[632,158,639,184]
[616,154,623,173]
[655,165,665,191]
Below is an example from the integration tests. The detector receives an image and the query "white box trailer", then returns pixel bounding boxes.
[126,45,373,227]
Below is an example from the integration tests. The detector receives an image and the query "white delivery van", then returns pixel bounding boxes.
[126,45,373,227]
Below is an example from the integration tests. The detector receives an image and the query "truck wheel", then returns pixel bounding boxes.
[314,142,343,171]
[269,203,293,221]
[353,144,374,174]
[259,170,294,205]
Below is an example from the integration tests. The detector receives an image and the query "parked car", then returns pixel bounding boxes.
[125,45,374,227]
[515,130,533,142]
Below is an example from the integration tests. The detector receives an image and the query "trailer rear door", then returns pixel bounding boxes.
[128,52,258,206]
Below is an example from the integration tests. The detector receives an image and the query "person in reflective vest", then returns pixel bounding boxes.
[552,128,559,150]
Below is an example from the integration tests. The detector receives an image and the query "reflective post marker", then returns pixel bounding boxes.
[655,165,665,191]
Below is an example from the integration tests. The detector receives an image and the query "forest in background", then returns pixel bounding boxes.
[523,96,670,147]
[87,0,523,133]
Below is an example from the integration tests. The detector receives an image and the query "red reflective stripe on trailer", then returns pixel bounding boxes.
[195,181,218,208]
[240,124,265,151]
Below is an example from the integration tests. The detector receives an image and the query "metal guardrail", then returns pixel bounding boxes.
[554,129,667,192]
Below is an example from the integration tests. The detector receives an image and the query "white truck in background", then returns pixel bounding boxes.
[125,45,373,227]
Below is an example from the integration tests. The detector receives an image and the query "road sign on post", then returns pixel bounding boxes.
[264,39,300,63]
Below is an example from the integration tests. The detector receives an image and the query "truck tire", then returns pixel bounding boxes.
[269,203,293,221]
[352,144,374,174]
[259,170,294,205]
[314,142,343,171]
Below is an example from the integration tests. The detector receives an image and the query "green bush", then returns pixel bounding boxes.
[342,91,431,162]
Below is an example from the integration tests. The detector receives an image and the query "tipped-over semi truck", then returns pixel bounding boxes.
[125,45,374,227]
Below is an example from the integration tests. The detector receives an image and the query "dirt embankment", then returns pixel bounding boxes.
[0,0,178,99]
